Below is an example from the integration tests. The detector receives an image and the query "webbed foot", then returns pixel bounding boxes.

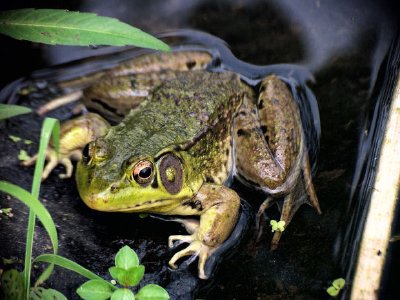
[168,236,215,280]
[165,184,240,279]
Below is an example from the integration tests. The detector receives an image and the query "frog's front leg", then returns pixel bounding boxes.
[22,113,110,180]
[167,184,240,279]
[233,75,320,249]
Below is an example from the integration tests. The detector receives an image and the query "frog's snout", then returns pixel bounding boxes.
[82,192,109,211]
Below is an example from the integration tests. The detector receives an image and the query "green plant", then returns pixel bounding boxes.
[326,278,345,297]
[270,220,285,232]
[76,246,169,300]
[0,9,169,51]
[0,110,169,299]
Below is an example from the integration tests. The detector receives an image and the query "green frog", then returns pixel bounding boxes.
[23,50,321,279]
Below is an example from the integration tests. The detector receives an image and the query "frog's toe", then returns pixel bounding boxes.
[58,158,74,179]
[21,154,38,167]
[168,240,215,279]
[168,234,195,248]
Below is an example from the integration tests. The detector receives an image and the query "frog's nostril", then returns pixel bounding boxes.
[110,184,119,193]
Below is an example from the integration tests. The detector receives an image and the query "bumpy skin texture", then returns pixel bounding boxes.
[33,51,320,279]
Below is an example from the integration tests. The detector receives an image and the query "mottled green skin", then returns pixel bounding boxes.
[33,51,320,279]
[77,71,248,213]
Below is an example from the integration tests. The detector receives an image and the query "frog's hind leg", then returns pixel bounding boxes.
[302,150,321,214]
[233,75,320,249]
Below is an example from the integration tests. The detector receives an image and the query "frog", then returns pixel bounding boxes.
[23,50,321,279]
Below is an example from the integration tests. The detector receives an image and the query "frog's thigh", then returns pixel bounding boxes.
[168,184,240,279]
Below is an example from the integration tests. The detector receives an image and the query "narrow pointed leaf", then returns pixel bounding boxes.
[0,104,31,120]
[0,182,58,255]
[0,9,170,51]
[30,287,67,300]
[34,254,116,290]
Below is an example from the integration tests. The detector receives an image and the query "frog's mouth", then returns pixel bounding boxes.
[82,192,179,213]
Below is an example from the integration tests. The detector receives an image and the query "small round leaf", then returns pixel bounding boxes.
[77,279,113,300]
[327,286,340,297]
[111,288,135,300]
[125,265,145,287]
[136,284,169,300]
[109,266,128,284]
[332,278,345,290]
[115,246,139,270]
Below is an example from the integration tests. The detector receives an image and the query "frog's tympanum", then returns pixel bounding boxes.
[24,51,321,279]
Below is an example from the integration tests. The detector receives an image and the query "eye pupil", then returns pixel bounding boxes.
[82,144,90,158]
[139,167,152,179]
[132,160,154,185]
[82,143,91,164]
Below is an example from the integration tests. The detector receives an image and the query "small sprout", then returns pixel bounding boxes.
[270,220,285,232]
[327,278,345,297]
[77,246,169,299]
[18,149,31,161]
[139,213,148,218]
[24,139,33,145]
[8,135,21,142]
[0,207,13,218]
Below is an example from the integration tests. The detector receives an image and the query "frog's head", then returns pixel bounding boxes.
[76,138,201,212]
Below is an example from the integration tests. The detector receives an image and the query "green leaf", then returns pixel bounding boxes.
[18,149,31,161]
[125,266,145,287]
[327,286,340,297]
[332,278,345,290]
[9,134,22,142]
[30,287,67,300]
[34,254,116,291]
[0,182,58,255]
[111,288,135,300]
[24,139,34,145]
[0,269,24,300]
[0,9,170,51]
[115,246,139,270]
[270,220,285,232]
[136,284,169,300]
[25,118,60,290]
[109,267,127,284]
[0,103,31,120]
[77,279,113,300]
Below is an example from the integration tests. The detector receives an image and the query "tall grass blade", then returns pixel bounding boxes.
[24,118,60,294]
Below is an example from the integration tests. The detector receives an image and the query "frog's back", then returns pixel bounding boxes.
[105,71,244,159]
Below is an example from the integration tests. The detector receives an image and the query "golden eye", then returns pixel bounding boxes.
[132,160,154,185]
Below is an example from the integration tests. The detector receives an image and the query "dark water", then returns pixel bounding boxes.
[0,1,399,299]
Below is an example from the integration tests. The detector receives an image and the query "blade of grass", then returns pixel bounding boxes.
[24,118,60,294]
[0,103,31,120]
[0,182,58,255]
[34,254,117,291]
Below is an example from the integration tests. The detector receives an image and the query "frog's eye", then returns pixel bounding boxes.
[82,143,92,164]
[132,160,154,185]
[159,153,183,194]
